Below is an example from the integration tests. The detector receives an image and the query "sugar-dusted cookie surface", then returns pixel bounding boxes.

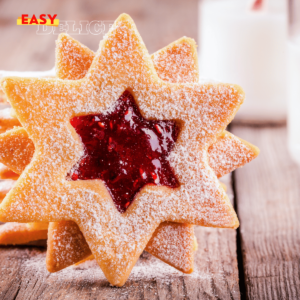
[0,35,257,272]
[0,180,15,202]
[0,222,47,245]
[1,14,244,286]
[0,88,6,103]
[0,108,21,133]
[50,33,200,274]
[48,34,258,273]
[209,131,259,178]
[0,127,34,174]
[0,36,200,273]
[0,163,19,180]
[48,221,196,272]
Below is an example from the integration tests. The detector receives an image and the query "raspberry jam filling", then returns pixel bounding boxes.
[68,91,179,213]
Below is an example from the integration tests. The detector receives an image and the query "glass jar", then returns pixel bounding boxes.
[199,0,287,123]
[287,0,300,164]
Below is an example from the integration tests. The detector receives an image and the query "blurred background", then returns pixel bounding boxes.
[0,0,198,71]
[1,0,300,163]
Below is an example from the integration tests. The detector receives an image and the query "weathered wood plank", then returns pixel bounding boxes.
[232,126,300,300]
[0,175,239,300]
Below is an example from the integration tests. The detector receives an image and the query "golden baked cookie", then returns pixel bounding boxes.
[0,126,35,174]
[0,222,47,245]
[0,108,21,133]
[0,14,253,286]
[0,163,19,180]
[0,87,7,103]
[47,33,258,273]
[0,37,201,273]
[48,220,196,272]
[0,35,258,273]
[0,180,15,202]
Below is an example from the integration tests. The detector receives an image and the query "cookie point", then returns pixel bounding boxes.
[56,33,71,47]
[237,136,260,158]
[179,36,197,47]
[0,207,9,222]
[253,145,260,156]
[46,262,59,273]
[107,276,127,287]
[0,77,7,89]
[58,32,71,41]
[231,83,245,102]
[0,76,17,93]
[232,216,240,229]
[116,13,134,25]
[217,82,245,110]
[184,267,194,274]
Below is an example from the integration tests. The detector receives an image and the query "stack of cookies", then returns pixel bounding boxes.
[0,14,259,286]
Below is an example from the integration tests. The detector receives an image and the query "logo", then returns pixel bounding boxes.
[36,20,114,36]
[17,14,59,26]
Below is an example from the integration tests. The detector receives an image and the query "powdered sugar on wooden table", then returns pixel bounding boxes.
[23,249,212,284]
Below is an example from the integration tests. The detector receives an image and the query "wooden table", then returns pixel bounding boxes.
[1,1,299,299]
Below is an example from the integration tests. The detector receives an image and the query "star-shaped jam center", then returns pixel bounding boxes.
[68,91,179,213]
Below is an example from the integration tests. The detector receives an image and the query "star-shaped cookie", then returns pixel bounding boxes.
[1,14,247,286]
[47,33,259,273]
[0,36,200,273]
[0,34,258,274]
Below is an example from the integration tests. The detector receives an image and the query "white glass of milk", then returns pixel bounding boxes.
[199,0,287,123]
[287,0,300,165]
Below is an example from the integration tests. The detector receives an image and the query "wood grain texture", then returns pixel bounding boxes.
[0,175,239,300]
[232,126,300,300]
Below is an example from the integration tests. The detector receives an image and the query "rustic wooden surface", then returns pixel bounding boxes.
[4,126,300,300]
[233,126,300,300]
[0,177,240,300]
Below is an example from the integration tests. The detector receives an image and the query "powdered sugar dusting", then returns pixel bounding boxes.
[0,221,47,245]
[209,131,259,178]
[52,35,199,274]
[24,249,211,284]
[0,179,15,201]
[0,127,35,174]
[48,221,91,271]
[145,222,194,272]
[0,14,243,285]
[0,163,19,180]
[0,87,6,103]
[56,37,94,80]
[0,69,55,105]
[0,108,21,133]
[151,37,199,84]
[0,36,199,274]
[73,252,184,280]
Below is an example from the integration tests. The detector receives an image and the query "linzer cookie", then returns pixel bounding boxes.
[0,14,258,286]
[47,34,258,273]
[0,37,200,273]
[0,35,258,273]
